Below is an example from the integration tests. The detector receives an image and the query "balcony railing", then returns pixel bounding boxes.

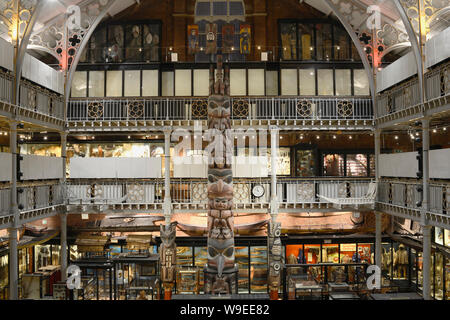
[377,61,450,118]
[0,69,65,120]
[67,96,373,122]
[66,178,373,206]
[0,183,65,217]
[377,179,449,215]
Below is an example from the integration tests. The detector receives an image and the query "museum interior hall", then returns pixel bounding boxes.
[0,0,449,301]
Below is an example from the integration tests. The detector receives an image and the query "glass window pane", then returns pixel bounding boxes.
[106,71,122,97]
[125,24,143,62]
[299,69,315,95]
[177,247,193,267]
[316,24,332,61]
[143,24,161,62]
[71,71,87,97]
[354,69,370,95]
[248,69,265,96]
[230,69,246,96]
[296,149,315,177]
[193,69,209,96]
[88,71,104,97]
[298,24,315,60]
[236,246,249,293]
[281,69,298,95]
[335,69,351,96]
[322,244,339,263]
[175,69,192,96]
[90,27,106,63]
[142,70,159,96]
[317,69,333,96]
[369,155,375,177]
[334,26,350,60]
[107,25,124,63]
[162,71,174,96]
[280,23,297,60]
[265,71,278,95]
[250,246,267,293]
[304,244,321,264]
[323,154,344,176]
[346,154,368,177]
[124,70,141,97]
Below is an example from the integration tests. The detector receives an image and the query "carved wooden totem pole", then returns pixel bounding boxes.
[268,221,282,299]
[204,55,237,294]
[160,222,177,299]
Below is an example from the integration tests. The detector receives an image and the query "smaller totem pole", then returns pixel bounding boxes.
[268,221,282,299]
[160,222,177,300]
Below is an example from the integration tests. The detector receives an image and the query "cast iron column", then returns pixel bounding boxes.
[374,129,382,270]
[9,121,19,300]
[268,126,281,300]
[60,132,68,281]
[421,118,431,300]
[163,128,172,225]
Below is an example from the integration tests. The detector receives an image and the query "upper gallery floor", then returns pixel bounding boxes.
[1,0,450,133]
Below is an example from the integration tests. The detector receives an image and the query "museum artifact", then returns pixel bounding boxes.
[204,55,237,294]
[160,222,177,299]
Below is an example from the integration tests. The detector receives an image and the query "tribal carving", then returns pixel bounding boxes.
[268,222,282,292]
[160,222,177,286]
[205,55,237,295]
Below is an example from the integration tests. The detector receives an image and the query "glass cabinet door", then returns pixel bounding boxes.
[434,252,444,300]
[250,247,267,293]
[236,246,249,293]
[295,149,316,177]
[194,247,207,293]
[177,247,193,267]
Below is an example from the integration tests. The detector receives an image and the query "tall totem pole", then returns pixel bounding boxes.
[204,55,237,294]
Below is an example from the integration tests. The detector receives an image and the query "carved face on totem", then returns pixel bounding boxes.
[160,222,176,248]
[207,238,235,277]
[208,97,231,130]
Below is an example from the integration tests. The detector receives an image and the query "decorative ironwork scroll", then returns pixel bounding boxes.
[204,55,237,295]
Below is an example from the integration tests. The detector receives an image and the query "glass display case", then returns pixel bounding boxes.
[346,154,368,177]
[295,149,316,177]
[322,244,339,264]
[20,144,61,157]
[392,242,409,280]
[267,148,291,175]
[304,244,321,264]
[434,252,444,300]
[194,247,207,292]
[236,246,249,293]
[0,254,8,300]
[177,247,193,267]
[176,267,200,294]
[250,247,267,293]
[323,154,345,176]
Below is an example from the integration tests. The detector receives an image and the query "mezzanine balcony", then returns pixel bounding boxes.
[67,96,374,131]
[376,61,450,127]
[0,70,65,130]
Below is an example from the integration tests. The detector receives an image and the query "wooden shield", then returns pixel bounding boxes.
[187,24,199,55]
[239,24,251,55]
[222,24,235,54]
[205,23,218,55]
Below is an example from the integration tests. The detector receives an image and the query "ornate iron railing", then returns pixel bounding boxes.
[67,96,373,122]
[0,182,64,217]
[0,70,65,120]
[377,179,449,215]
[377,61,450,118]
[66,178,373,206]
